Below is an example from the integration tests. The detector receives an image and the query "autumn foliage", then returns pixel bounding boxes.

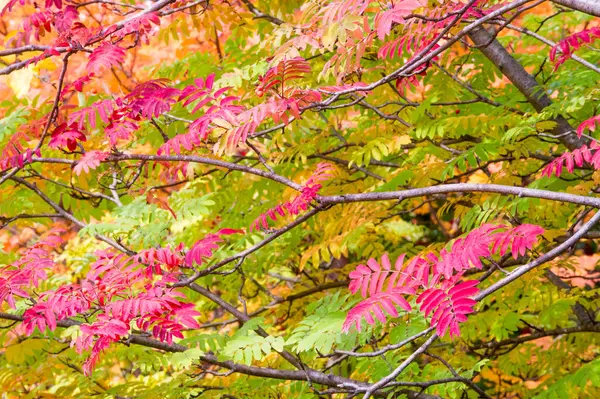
[0,0,600,398]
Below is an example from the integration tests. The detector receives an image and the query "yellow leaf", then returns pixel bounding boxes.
[311,250,319,270]
[397,135,411,145]
[8,66,34,98]
[340,15,362,31]
[322,22,340,51]
[32,57,57,73]
[535,121,557,132]
[592,170,600,185]
[541,228,564,242]
[6,340,45,364]
[467,170,490,184]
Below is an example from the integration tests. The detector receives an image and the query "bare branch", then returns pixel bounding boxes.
[552,0,600,17]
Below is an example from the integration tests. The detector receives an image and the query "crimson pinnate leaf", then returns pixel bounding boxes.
[87,42,126,74]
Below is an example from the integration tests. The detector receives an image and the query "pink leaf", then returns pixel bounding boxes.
[343,223,544,337]
[577,115,600,137]
[48,123,86,151]
[184,229,243,267]
[105,120,138,146]
[342,287,413,332]
[256,57,311,96]
[550,28,600,70]
[73,151,109,175]
[375,0,423,40]
[250,163,334,231]
[87,42,126,74]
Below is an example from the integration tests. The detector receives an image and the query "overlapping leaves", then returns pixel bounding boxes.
[343,224,544,337]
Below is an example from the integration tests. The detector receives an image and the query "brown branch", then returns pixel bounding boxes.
[26,154,302,192]
[544,269,595,325]
[239,0,284,25]
[0,213,64,228]
[360,210,600,395]
[424,352,492,399]
[473,324,600,350]
[359,334,440,398]
[187,283,304,370]
[0,0,176,76]
[9,176,134,255]
[313,154,386,181]
[0,45,56,57]
[501,23,600,74]
[468,25,586,150]
[0,311,437,398]
[475,210,600,300]
[334,327,435,358]
[173,206,326,286]
[198,280,348,329]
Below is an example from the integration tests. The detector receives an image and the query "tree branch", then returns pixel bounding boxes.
[9,176,134,255]
[361,210,600,395]
[475,210,600,300]
[473,324,600,351]
[239,0,284,25]
[320,183,600,208]
[468,25,586,150]
[174,206,325,286]
[552,0,600,17]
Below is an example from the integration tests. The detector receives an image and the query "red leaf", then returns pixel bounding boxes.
[126,80,181,119]
[113,12,160,44]
[87,42,126,74]
[342,287,414,332]
[44,0,61,9]
[490,224,544,260]
[577,115,600,138]
[375,0,423,40]
[344,223,544,337]
[0,230,63,310]
[256,57,311,96]
[68,99,114,130]
[184,229,242,267]
[550,28,600,70]
[48,123,86,151]
[73,151,109,175]
[105,120,138,146]
[251,163,334,231]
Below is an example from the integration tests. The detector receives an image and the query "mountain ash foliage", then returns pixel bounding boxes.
[0,0,599,398]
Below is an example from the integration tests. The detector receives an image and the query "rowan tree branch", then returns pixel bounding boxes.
[552,0,600,17]
[502,23,600,74]
[0,311,437,399]
[468,25,586,150]
[171,182,600,287]
[9,176,134,255]
[360,209,600,395]
[473,324,600,351]
[187,283,305,370]
[424,352,492,399]
[334,327,435,358]
[0,0,177,76]
[359,334,440,398]
[320,183,600,208]
[475,210,600,300]
[239,0,284,25]
[197,281,348,329]
[25,154,302,191]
